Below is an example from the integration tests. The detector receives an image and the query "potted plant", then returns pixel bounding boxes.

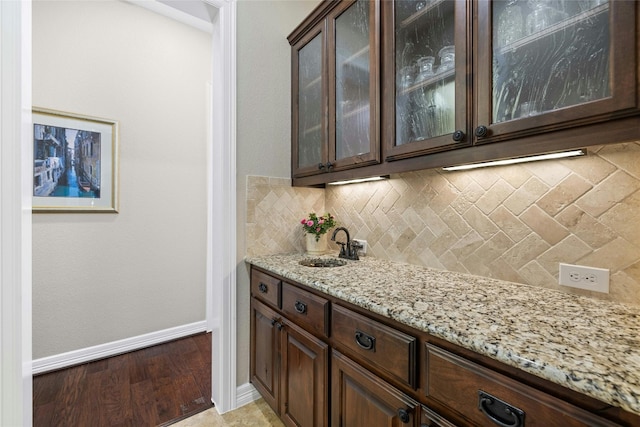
[300,212,336,255]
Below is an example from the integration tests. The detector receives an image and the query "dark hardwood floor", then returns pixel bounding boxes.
[33,332,212,427]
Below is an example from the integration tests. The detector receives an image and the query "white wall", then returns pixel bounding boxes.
[236,0,320,384]
[32,0,211,359]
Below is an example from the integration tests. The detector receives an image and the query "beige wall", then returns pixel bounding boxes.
[236,0,321,385]
[32,0,211,358]
[246,142,640,307]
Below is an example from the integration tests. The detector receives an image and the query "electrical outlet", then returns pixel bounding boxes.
[559,263,609,293]
[352,239,367,256]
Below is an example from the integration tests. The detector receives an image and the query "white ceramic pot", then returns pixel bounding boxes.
[306,233,327,256]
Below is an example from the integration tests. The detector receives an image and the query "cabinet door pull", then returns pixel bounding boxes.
[354,330,376,351]
[318,163,326,170]
[326,162,334,170]
[474,125,488,138]
[478,390,524,427]
[452,130,465,142]
[397,408,410,423]
[258,283,268,293]
[275,321,284,331]
[294,300,307,314]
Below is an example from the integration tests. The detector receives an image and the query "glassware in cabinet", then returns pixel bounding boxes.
[476,0,636,143]
[384,0,470,161]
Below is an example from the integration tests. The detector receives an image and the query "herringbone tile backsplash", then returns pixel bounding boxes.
[246,142,640,306]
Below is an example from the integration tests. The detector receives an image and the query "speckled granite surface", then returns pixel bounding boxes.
[246,253,640,416]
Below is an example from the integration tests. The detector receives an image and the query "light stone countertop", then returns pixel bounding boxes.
[245,253,640,416]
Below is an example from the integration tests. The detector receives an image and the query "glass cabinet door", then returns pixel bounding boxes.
[329,0,380,171]
[475,0,636,142]
[384,0,470,161]
[293,28,327,177]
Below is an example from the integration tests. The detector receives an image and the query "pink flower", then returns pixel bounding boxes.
[306,220,314,227]
[316,227,321,232]
[318,219,324,224]
[300,218,306,224]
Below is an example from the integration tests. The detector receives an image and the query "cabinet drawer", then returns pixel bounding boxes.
[331,304,416,388]
[281,282,329,338]
[251,269,281,309]
[424,344,619,427]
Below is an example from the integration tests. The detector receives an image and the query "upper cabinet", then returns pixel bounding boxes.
[290,0,380,178]
[475,0,637,143]
[383,0,470,161]
[291,23,327,178]
[289,0,640,186]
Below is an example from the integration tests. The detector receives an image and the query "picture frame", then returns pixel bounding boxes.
[32,108,119,213]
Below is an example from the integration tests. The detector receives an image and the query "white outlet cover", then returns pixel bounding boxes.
[352,239,367,256]
[559,263,610,293]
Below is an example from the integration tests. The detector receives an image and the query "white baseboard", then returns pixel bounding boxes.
[32,321,208,375]
[234,383,261,409]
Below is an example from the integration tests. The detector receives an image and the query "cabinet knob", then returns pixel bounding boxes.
[318,163,325,170]
[326,162,334,170]
[397,408,410,423]
[478,390,525,427]
[275,321,284,331]
[474,125,489,138]
[452,130,465,142]
[258,283,268,293]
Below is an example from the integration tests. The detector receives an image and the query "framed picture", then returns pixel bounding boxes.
[32,108,119,213]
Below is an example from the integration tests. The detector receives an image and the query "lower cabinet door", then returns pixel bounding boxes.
[332,349,419,427]
[280,319,329,427]
[250,298,280,413]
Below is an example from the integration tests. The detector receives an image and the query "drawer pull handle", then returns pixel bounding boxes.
[478,390,525,427]
[294,300,307,314]
[258,283,268,293]
[355,330,376,351]
[397,408,410,423]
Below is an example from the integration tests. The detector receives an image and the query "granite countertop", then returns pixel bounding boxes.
[245,253,640,416]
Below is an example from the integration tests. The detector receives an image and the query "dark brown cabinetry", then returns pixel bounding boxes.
[289,0,380,179]
[331,303,416,389]
[250,298,280,410]
[250,281,329,427]
[423,344,619,427]
[331,349,420,427]
[474,1,637,145]
[382,0,471,161]
[249,265,638,426]
[290,0,640,187]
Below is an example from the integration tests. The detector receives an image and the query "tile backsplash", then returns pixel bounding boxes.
[246,142,640,306]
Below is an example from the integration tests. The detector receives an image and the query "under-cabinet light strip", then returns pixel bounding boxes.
[442,149,586,172]
[327,176,389,186]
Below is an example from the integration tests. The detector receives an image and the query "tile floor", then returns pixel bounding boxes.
[172,398,284,426]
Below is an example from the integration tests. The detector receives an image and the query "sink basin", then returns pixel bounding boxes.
[299,258,347,268]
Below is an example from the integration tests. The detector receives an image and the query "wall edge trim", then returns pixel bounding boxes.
[234,383,261,409]
[32,320,207,375]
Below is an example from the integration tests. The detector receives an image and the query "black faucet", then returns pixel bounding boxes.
[331,227,360,260]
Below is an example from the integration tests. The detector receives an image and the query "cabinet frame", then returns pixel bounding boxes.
[290,0,381,179]
[382,0,473,161]
[474,0,639,145]
[291,22,329,178]
[327,0,381,172]
[290,0,640,187]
